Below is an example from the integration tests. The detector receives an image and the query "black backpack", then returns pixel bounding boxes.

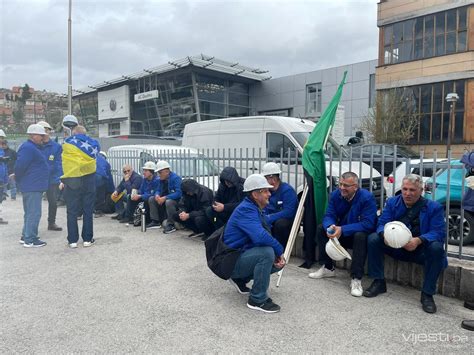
[205,225,241,280]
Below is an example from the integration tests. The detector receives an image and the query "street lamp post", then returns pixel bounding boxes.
[445,92,459,158]
[67,0,72,115]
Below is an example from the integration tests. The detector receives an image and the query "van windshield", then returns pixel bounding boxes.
[291,132,349,159]
[291,132,310,149]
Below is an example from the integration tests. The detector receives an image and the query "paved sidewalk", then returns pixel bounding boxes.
[0,199,472,353]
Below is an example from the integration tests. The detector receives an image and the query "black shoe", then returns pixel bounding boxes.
[188,232,204,238]
[229,279,250,295]
[420,292,437,314]
[464,301,474,310]
[119,218,131,224]
[247,298,281,313]
[111,214,121,220]
[299,261,314,269]
[146,221,161,229]
[163,224,176,234]
[94,212,104,218]
[0,218,8,225]
[461,320,474,331]
[48,223,63,231]
[363,279,387,298]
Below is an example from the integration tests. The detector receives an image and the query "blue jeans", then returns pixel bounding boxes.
[22,192,43,244]
[231,246,281,304]
[367,232,445,295]
[64,174,96,243]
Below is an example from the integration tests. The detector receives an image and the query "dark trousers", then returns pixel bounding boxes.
[95,179,107,213]
[317,224,368,279]
[367,232,445,295]
[64,174,96,243]
[272,218,293,249]
[46,184,59,225]
[205,206,232,232]
[175,212,214,236]
[149,197,179,225]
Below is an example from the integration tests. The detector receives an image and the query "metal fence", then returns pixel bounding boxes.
[107,144,473,261]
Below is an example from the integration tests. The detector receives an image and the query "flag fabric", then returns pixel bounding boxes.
[61,134,100,178]
[302,71,347,225]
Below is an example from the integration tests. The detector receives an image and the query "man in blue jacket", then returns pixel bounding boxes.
[364,174,447,314]
[308,172,377,297]
[37,121,63,231]
[94,151,115,216]
[223,174,286,313]
[261,162,298,248]
[146,161,182,230]
[111,164,143,221]
[15,124,49,247]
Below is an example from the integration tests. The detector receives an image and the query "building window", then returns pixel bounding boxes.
[369,74,376,108]
[306,83,322,116]
[383,6,467,65]
[108,122,120,136]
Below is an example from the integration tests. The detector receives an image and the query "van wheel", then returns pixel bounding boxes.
[447,208,474,246]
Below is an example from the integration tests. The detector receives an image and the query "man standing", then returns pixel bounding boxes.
[37,121,63,231]
[223,174,286,313]
[147,161,182,230]
[61,124,100,248]
[261,162,298,248]
[308,172,377,297]
[363,174,446,314]
[111,164,143,221]
[1,139,17,201]
[14,124,49,247]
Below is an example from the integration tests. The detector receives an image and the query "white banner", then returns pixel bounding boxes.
[134,90,159,102]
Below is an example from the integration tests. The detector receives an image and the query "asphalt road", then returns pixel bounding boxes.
[0,198,473,353]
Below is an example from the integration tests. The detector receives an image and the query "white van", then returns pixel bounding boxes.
[182,116,384,200]
[107,144,221,191]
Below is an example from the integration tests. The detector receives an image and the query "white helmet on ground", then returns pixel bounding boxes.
[0,129,6,138]
[155,160,171,172]
[26,124,46,135]
[243,174,274,192]
[384,221,412,248]
[62,114,78,129]
[262,162,282,176]
[325,238,352,261]
[37,121,52,130]
[142,161,156,171]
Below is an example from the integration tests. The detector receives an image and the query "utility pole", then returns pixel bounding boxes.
[67,0,72,114]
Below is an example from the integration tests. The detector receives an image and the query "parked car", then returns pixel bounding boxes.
[424,159,473,246]
[346,144,420,176]
[385,159,445,197]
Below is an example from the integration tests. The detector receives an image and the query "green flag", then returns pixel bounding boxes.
[302,71,347,224]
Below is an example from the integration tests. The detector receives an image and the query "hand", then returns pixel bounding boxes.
[112,191,118,198]
[212,202,224,212]
[59,182,64,190]
[274,255,286,268]
[157,196,167,205]
[328,225,342,239]
[179,211,190,221]
[154,195,161,203]
[8,174,15,180]
[132,194,141,201]
[403,237,422,251]
[124,173,131,182]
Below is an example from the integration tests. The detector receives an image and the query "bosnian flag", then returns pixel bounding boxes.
[61,134,100,178]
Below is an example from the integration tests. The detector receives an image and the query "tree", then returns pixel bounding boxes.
[12,109,26,132]
[20,83,32,103]
[0,113,8,128]
[359,88,419,144]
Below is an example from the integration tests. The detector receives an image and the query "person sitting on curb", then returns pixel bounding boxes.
[94,151,115,217]
[261,162,298,248]
[146,161,182,230]
[363,174,447,314]
[308,171,377,297]
[166,179,213,238]
[223,174,286,313]
[462,301,474,331]
[205,166,245,232]
[123,161,159,225]
[111,165,143,221]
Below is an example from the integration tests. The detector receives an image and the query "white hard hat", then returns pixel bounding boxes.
[142,161,156,171]
[384,221,412,248]
[26,124,46,135]
[155,160,171,172]
[262,162,282,176]
[62,114,78,129]
[466,176,474,190]
[243,174,274,192]
[325,238,352,261]
[0,129,6,138]
[37,121,52,130]
[99,151,107,159]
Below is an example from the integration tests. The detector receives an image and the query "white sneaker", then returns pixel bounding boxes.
[308,266,335,279]
[350,278,363,297]
[83,239,95,247]
[69,243,78,249]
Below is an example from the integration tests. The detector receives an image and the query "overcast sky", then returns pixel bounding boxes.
[0,0,378,94]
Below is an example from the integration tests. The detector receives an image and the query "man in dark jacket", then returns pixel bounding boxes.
[205,166,244,231]
[1,139,17,201]
[223,174,286,313]
[0,134,8,224]
[147,161,182,230]
[165,179,213,237]
[94,151,115,216]
[308,172,377,297]
[364,174,447,314]
[15,124,49,247]
[38,121,63,231]
[111,164,143,221]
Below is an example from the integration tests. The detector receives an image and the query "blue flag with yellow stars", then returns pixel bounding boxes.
[61,134,100,178]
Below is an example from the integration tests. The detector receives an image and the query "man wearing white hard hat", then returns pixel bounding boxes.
[309,172,377,297]
[146,160,182,232]
[261,162,298,248]
[364,174,447,314]
[222,174,286,313]
[37,121,63,231]
[14,124,49,247]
